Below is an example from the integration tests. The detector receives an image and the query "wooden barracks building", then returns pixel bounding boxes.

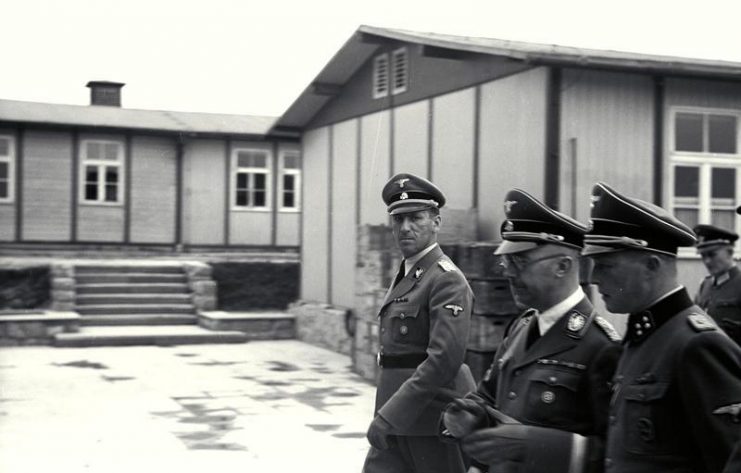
[3,25,741,303]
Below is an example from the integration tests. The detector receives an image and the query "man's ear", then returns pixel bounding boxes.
[433,214,442,231]
[554,256,574,277]
[645,254,663,273]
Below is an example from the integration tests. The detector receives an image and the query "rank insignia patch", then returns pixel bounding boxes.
[567,313,587,332]
[414,268,424,279]
[438,260,455,272]
[713,403,741,422]
[445,304,464,316]
[688,313,716,332]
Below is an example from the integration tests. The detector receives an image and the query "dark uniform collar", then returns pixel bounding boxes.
[714,265,739,286]
[625,288,693,344]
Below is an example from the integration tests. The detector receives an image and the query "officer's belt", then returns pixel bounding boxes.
[378,353,428,368]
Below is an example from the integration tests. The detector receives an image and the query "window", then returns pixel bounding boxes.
[233,149,271,210]
[0,135,14,202]
[280,151,301,211]
[372,53,389,99]
[81,140,123,204]
[670,108,740,237]
[391,47,409,95]
[372,48,409,99]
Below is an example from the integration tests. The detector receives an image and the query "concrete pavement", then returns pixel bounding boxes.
[0,340,376,473]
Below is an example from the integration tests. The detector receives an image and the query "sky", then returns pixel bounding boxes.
[2,0,741,117]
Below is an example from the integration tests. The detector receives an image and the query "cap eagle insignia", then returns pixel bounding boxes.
[396,178,410,188]
[503,200,518,213]
[444,304,464,316]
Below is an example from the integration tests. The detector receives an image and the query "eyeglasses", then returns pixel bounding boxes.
[500,253,568,272]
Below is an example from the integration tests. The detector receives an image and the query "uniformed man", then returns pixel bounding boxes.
[584,182,741,472]
[441,189,622,473]
[362,173,476,473]
[693,224,741,345]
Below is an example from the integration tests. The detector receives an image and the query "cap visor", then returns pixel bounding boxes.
[581,244,624,257]
[388,201,435,215]
[697,242,732,253]
[494,240,540,255]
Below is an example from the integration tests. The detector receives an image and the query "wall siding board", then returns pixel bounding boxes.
[0,206,15,240]
[477,68,549,240]
[330,119,359,307]
[432,88,475,209]
[359,110,391,225]
[130,136,177,243]
[301,127,331,301]
[392,101,429,176]
[183,139,226,245]
[22,131,73,241]
[559,69,654,222]
[78,206,125,241]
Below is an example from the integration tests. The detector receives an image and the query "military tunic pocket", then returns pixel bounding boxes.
[388,305,428,345]
[622,382,675,455]
[523,368,583,427]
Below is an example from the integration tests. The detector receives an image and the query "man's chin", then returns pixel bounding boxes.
[398,240,418,255]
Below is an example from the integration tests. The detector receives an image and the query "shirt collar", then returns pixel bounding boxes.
[404,243,438,275]
[714,265,738,286]
[537,287,586,335]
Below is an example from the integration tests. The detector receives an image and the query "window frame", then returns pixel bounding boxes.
[0,135,15,203]
[668,106,741,255]
[278,150,301,212]
[231,147,272,212]
[79,139,124,206]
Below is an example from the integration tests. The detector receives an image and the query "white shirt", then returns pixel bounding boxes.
[537,287,586,335]
[404,243,439,276]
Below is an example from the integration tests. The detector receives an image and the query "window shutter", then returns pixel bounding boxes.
[373,53,389,99]
[392,48,408,95]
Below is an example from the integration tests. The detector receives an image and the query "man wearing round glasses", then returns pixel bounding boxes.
[441,188,621,473]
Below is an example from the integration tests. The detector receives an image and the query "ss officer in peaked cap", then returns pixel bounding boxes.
[362,173,475,473]
[693,224,741,345]
[441,189,622,473]
[584,182,741,473]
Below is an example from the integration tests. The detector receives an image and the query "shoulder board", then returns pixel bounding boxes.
[687,313,717,332]
[594,316,622,342]
[437,260,456,272]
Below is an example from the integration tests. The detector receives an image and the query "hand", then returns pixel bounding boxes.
[367,415,392,450]
[442,398,488,438]
[461,424,530,465]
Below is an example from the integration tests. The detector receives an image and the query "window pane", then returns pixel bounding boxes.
[85,183,98,200]
[283,192,295,208]
[236,190,248,206]
[675,113,704,152]
[675,208,699,228]
[0,138,9,156]
[86,142,101,160]
[254,190,266,207]
[283,174,294,191]
[0,162,7,179]
[0,181,7,199]
[712,167,736,199]
[674,166,700,197]
[105,167,118,183]
[712,209,736,230]
[86,165,99,183]
[708,115,737,154]
[236,172,247,189]
[283,154,299,169]
[254,173,266,190]
[104,184,117,202]
[104,143,119,160]
[237,152,253,168]
[252,154,267,168]
[237,151,267,168]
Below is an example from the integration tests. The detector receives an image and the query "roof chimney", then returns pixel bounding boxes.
[86,81,125,107]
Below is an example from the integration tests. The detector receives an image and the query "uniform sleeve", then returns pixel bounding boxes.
[379,269,473,430]
[678,331,741,473]
[723,436,741,473]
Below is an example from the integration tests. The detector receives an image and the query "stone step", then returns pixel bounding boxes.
[75,273,187,284]
[54,325,247,347]
[76,294,193,306]
[75,265,184,274]
[80,314,198,326]
[76,304,195,315]
[76,283,190,295]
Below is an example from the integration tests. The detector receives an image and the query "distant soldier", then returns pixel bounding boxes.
[441,189,621,473]
[694,224,741,345]
[363,173,475,473]
[584,182,741,472]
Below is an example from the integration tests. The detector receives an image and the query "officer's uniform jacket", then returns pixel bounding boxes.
[469,296,622,473]
[375,244,476,436]
[605,288,741,473]
[696,266,741,343]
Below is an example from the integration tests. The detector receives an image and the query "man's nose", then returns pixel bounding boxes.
[399,218,413,232]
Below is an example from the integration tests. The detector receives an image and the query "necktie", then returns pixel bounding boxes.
[392,260,406,288]
[525,312,541,349]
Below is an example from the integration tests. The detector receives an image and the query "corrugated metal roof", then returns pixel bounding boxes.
[273,25,741,131]
[0,98,276,136]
